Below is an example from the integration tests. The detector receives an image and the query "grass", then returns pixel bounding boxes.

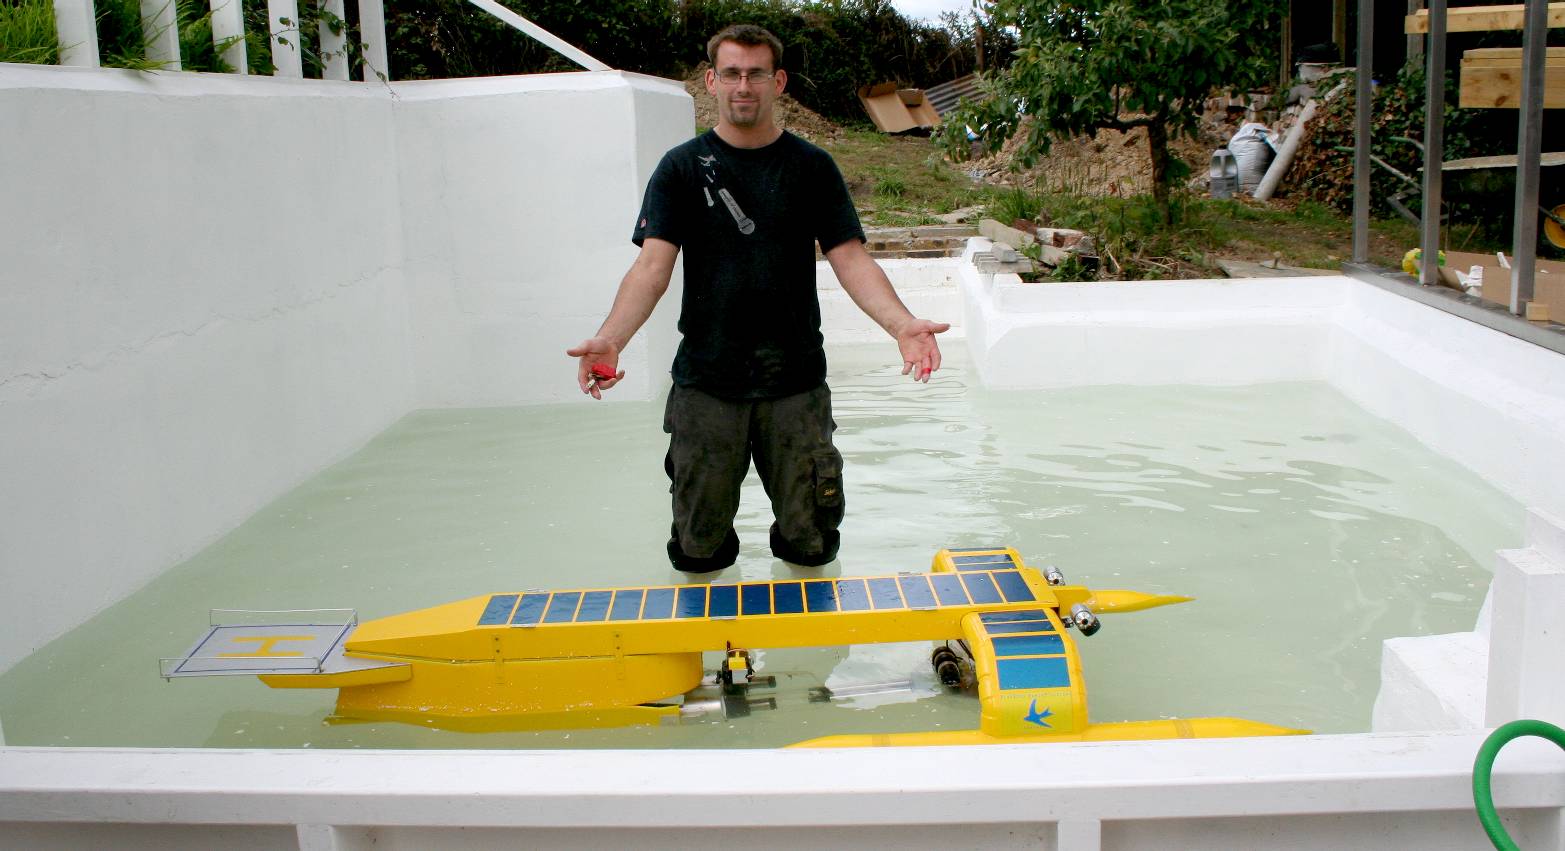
[1,0,59,64]
[822,129,986,227]
[819,126,1450,277]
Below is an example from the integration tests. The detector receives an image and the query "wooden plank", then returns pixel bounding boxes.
[1462,46,1565,66]
[1441,152,1565,171]
[1406,3,1565,33]
[1459,49,1565,108]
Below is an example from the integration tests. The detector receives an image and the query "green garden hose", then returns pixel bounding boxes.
[1473,719,1565,850]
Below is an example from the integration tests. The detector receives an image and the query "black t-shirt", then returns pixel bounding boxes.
[632,130,864,400]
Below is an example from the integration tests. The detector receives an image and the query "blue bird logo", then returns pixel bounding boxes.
[1024,699,1053,728]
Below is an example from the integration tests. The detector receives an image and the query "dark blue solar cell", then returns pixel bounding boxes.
[676,586,707,619]
[980,609,1048,623]
[992,634,1065,657]
[575,591,612,622]
[773,582,804,614]
[984,620,1055,634]
[930,574,969,606]
[996,656,1072,691]
[740,584,772,616]
[867,577,904,609]
[898,575,937,609]
[804,581,838,613]
[478,594,519,625]
[961,572,1004,605]
[543,592,582,624]
[609,589,645,621]
[643,587,675,620]
[709,585,738,619]
[834,579,870,611]
[510,593,548,626]
[953,553,1015,565]
[993,570,1036,603]
[952,556,1013,571]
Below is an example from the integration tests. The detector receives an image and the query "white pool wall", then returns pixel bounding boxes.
[961,239,1565,525]
[0,66,691,676]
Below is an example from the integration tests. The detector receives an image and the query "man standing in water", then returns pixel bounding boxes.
[567,24,948,573]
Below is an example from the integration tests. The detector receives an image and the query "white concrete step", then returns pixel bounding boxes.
[816,255,968,344]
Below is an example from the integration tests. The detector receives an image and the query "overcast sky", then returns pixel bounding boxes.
[889,0,981,24]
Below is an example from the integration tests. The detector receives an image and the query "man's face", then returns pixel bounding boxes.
[705,41,786,130]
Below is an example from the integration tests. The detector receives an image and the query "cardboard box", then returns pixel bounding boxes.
[858,82,941,133]
[1442,249,1565,313]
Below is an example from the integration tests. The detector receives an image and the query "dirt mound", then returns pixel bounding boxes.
[683,66,843,144]
[962,110,1243,197]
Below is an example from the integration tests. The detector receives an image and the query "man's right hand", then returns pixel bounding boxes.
[566,337,626,400]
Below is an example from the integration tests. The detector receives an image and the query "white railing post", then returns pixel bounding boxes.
[464,0,610,71]
[357,0,389,81]
[210,0,247,74]
[139,0,182,69]
[268,0,304,77]
[317,0,348,80]
[52,0,100,67]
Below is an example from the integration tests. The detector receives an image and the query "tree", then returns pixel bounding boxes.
[948,0,1280,223]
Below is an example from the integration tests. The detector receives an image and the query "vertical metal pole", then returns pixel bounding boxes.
[357,0,390,82]
[210,0,247,73]
[139,0,182,69]
[1406,0,1423,64]
[52,0,100,67]
[1510,0,1547,316]
[318,0,349,80]
[269,0,304,77]
[1418,0,1445,286]
[1352,0,1373,264]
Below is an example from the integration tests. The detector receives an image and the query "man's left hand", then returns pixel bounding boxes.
[896,318,950,383]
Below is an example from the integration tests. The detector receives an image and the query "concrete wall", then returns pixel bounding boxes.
[0,68,413,679]
[393,73,690,407]
[0,65,690,676]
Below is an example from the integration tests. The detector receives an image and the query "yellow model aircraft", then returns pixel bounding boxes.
[163,546,1305,746]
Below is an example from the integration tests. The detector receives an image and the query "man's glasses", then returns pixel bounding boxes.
[714,69,776,85]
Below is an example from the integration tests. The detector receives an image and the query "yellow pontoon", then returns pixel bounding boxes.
[163,546,1305,745]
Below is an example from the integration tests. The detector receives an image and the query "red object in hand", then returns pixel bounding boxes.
[589,364,617,382]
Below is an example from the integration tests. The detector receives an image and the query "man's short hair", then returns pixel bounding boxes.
[706,24,784,70]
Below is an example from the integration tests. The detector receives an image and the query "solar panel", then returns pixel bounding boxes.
[898,575,937,609]
[962,572,1004,605]
[609,589,644,621]
[543,592,581,624]
[478,594,519,625]
[642,587,675,620]
[993,570,1035,602]
[991,634,1065,657]
[980,608,1048,623]
[930,573,970,606]
[835,578,870,611]
[510,593,548,626]
[983,619,1055,634]
[996,656,1071,690]
[575,590,612,622]
[740,583,772,616]
[804,580,838,613]
[867,577,904,609]
[675,586,707,619]
[709,584,738,619]
[773,582,804,614]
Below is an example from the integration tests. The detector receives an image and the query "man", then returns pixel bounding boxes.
[567,24,948,573]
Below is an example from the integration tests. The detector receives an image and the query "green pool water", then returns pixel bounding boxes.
[0,345,1521,749]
